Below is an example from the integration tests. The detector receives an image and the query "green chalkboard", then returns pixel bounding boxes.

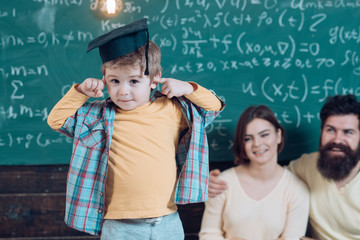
[1,0,360,165]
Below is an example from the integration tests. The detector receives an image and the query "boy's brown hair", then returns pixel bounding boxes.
[101,40,162,80]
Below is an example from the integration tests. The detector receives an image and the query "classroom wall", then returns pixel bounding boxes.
[0,162,234,239]
[2,0,360,165]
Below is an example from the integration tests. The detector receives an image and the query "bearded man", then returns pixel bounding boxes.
[208,94,360,240]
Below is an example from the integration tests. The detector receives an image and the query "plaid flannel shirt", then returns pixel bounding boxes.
[57,91,224,235]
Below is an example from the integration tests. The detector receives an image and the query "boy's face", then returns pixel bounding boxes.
[104,65,157,110]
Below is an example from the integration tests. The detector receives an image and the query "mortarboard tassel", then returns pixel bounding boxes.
[144,29,150,75]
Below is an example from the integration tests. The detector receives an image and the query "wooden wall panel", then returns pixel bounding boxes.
[0,163,233,239]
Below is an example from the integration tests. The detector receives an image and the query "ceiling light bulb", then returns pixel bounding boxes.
[106,0,116,14]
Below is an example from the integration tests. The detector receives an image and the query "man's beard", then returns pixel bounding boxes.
[318,142,360,181]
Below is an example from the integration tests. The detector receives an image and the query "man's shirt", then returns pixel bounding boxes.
[289,152,360,240]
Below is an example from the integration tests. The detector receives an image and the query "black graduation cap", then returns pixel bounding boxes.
[87,18,150,75]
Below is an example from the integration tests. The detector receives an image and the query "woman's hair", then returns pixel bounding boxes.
[101,40,162,80]
[233,105,285,165]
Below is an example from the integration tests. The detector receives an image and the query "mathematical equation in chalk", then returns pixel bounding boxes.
[0,132,71,149]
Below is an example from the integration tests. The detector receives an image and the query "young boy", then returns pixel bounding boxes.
[47,18,224,239]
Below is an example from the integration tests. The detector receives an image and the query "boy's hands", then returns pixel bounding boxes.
[153,77,194,98]
[76,77,105,98]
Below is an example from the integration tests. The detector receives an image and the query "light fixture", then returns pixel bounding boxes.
[106,0,117,14]
[91,0,123,18]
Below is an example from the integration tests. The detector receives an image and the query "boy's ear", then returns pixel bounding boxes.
[150,72,162,89]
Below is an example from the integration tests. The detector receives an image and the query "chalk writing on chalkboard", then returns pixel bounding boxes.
[1,0,360,165]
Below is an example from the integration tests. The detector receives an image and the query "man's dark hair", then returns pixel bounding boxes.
[320,94,360,130]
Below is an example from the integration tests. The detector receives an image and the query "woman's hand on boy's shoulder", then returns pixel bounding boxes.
[76,77,105,98]
[153,77,194,98]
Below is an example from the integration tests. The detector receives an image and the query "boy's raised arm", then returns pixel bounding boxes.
[76,77,105,98]
[47,77,105,130]
[153,77,194,98]
[153,77,223,111]
[184,83,223,111]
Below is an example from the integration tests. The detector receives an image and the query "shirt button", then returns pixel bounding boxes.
[98,210,102,214]
[100,193,103,197]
